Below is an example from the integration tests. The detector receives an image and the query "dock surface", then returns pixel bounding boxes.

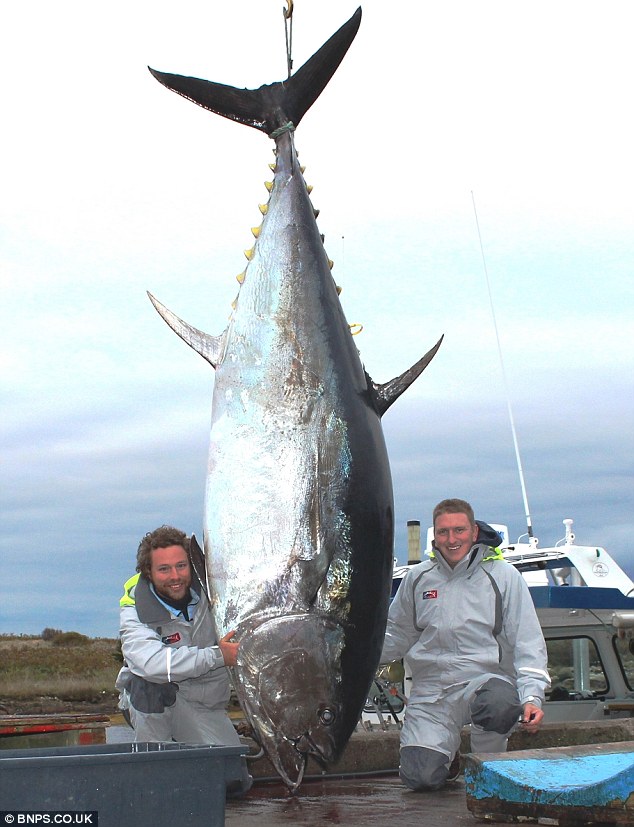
[225,774,495,827]
[106,721,634,824]
[109,724,496,823]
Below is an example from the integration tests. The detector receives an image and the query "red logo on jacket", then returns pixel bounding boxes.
[423,590,438,599]
[162,632,181,644]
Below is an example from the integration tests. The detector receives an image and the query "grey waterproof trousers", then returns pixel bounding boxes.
[399,675,523,791]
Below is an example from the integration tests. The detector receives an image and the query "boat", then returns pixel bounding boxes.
[361,518,634,728]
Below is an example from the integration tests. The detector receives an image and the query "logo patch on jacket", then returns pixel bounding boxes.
[162,632,181,645]
[423,590,438,600]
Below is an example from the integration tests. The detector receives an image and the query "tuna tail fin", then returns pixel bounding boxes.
[371,336,444,417]
[147,291,226,369]
[148,7,362,136]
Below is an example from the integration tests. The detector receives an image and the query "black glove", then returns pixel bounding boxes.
[128,674,179,713]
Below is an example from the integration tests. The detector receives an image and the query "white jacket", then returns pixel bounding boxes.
[381,522,550,705]
[116,573,231,712]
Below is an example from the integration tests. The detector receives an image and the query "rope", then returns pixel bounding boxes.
[268,121,295,140]
[283,0,294,78]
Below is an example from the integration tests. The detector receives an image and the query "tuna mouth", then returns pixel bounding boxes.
[274,739,308,790]
[273,731,326,791]
[292,731,326,761]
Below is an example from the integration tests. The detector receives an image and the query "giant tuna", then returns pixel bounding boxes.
[147,7,441,789]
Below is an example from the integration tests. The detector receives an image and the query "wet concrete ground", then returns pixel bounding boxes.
[109,725,514,825]
[224,774,511,827]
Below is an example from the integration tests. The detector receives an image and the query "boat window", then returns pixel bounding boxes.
[545,636,608,700]
[612,635,634,692]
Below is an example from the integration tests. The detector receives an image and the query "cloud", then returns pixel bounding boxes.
[2,366,631,638]
[386,384,634,576]
[1,0,633,637]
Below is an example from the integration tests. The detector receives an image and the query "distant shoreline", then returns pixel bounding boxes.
[0,633,121,717]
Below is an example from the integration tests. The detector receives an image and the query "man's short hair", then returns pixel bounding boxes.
[136,525,190,579]
[433,499,475,528]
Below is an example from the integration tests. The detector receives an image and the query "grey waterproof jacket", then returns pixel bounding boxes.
[381,521,550,705]
[116,574,230,713]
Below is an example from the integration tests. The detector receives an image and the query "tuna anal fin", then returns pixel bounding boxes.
[147,291,225,368]
[371,336,444,416]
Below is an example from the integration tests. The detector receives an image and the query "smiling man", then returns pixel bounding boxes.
[381,499,550,792]
[115,525,251,795]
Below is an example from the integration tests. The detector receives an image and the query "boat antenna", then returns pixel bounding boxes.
[471,192,535,542]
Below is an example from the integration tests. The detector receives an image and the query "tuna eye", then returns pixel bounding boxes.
[318,706,336,726]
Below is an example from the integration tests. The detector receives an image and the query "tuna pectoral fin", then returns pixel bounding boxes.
[371,335,444,416]
[147,291,225,368]
[148,7,361,136]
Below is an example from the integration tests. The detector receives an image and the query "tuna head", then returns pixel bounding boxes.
[235,613,344,789]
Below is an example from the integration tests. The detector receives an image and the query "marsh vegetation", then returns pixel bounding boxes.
[0,633,121,715]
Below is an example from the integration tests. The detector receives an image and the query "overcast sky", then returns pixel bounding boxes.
[2,1,633,637]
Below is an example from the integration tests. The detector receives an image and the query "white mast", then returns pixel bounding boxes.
[471,192,536,546]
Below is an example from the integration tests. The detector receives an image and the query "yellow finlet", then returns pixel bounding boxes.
[244,247,255,261]
[306,184,313,194]
[336,285,342,295]
[236,271,246,285]
[300,165,306,174]
[251,226,261,238]
[264,181,274,192]
[268,163,277,172]
[313,208,320,218]
[328,259,334,270]
[259,204,269,215]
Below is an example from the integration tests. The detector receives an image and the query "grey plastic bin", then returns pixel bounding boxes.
[0,741,246,827]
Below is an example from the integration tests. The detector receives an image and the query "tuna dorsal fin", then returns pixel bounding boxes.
[148,7,362,136]
[371,336,444,417]
[147,291,226,369]
[189,533,209,600]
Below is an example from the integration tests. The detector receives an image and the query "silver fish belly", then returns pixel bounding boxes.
[208,129,392,786]
[147,7,441,789]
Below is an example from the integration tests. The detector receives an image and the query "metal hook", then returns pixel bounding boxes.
[283,0,293,19]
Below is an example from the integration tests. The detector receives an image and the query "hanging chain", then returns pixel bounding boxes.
[283,0,294,78]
